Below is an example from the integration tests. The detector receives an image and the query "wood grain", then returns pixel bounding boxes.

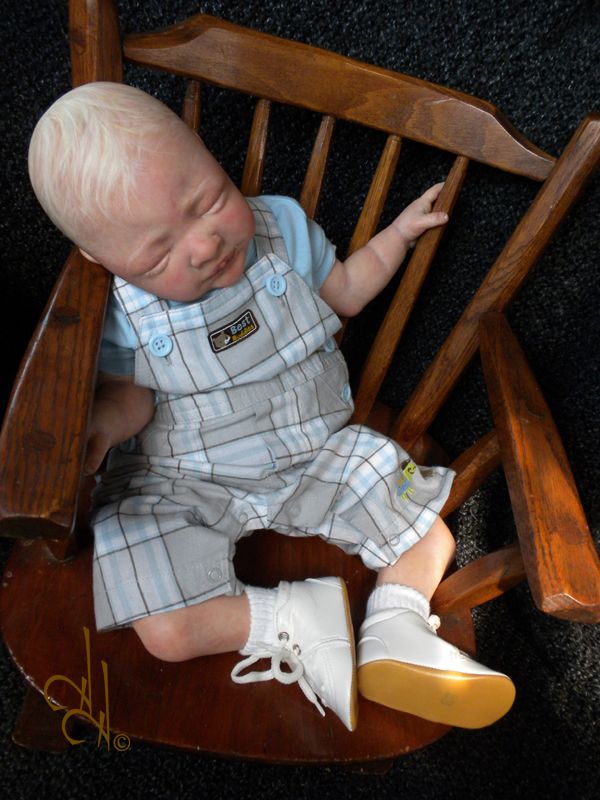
[123,14,555,179]
[0,251,109,539]
[299,114,336,219]
[479,313,600,622]
[241,98,271,196]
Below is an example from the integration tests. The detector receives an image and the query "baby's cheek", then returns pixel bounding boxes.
[225,198,255,236]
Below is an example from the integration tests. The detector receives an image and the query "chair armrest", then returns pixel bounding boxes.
[0,249,110,539]
[479,312,600,623]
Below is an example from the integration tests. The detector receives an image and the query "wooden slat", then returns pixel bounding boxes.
[351,155,468,424]
[392,113,600,451]
[69,0,123,85]
[181,79,201,131]
[347,134,402,254]
[479,312,600,622]
[241,98,271,196]
[299,114,335,219]
[0,251,110,539]
[440,430,501,517]
[123,15,555,180]
[432,543,525,614]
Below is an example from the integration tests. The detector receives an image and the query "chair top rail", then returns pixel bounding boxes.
[123,14,555,181]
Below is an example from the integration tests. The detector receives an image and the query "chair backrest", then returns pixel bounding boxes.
[0,0,598,558]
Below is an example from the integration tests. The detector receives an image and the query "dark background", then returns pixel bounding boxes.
[1,1,599,797]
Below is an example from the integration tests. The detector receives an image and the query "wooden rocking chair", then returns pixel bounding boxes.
[1,0,599,765]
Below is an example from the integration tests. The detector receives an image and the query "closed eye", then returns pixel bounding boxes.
[144,253,169,278]
[204,189,226,215]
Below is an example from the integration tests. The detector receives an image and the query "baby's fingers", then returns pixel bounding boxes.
[420,181,445,209]
[413,210,449,236]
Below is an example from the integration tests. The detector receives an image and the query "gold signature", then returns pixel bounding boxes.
[44,626,130,751]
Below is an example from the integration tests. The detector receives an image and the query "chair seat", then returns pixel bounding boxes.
[1,533,474,762]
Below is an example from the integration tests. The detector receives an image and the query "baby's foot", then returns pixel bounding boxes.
[232,577,357,731]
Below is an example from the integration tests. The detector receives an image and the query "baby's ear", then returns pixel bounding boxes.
[79,248,100,264]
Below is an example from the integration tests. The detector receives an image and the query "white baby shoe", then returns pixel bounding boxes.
[231,577,358,731]
[357,608,515,728]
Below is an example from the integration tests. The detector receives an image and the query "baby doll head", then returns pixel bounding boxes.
[28,82,185,253]
[28,82,255,301]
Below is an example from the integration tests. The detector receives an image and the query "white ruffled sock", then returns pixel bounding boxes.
[240,585,278,655]
[366,583,430,621]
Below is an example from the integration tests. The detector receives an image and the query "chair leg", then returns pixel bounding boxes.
[11,684,78,752]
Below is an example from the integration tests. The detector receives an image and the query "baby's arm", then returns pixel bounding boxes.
[319,183,447,316]
[83,374,155,475]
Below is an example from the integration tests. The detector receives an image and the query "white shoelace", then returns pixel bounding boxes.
[231,645,326,717]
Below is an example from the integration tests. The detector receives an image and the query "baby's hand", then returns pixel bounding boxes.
[394,183,448,248]
[84,428,112,475]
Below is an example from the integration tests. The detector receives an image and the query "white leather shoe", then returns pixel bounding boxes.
[357,609,515,728]
[231,577,358,731]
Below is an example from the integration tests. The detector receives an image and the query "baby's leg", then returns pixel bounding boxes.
[358,516,516,728]
[376,515,455,599]
[132,594,250,662]
[133,580,357,731]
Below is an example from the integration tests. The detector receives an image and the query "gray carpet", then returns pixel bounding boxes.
[1,1,599,797]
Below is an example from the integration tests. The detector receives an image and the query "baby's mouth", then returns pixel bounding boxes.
[211,252,233,277]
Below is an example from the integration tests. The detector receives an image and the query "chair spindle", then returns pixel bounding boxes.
[241,98,271,196]
[441,430,501,517]
[347,134,402,255]
[351,154,469,425]
[299,114,336,219]
[181,79,201,132]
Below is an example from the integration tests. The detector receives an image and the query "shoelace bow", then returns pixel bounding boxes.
[231,644,326,717]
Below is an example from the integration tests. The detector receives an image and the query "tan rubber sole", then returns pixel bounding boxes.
[358,659,516,728]
[338,578,359,732]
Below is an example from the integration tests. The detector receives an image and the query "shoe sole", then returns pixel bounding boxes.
[358,659,515,728]
[336,577,359,732]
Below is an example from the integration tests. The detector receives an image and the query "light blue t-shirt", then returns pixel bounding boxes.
[99,195,336,376]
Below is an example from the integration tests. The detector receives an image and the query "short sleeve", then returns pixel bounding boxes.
[259,196,336,289]
[98,293,137,376]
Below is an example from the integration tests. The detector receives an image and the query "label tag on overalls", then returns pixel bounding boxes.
[208,310,259,353]
[397,459,417,501]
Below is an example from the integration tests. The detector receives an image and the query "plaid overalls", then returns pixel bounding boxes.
[92,198,454,630]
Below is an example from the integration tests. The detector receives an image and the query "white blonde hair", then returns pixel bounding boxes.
[28,82,186,247]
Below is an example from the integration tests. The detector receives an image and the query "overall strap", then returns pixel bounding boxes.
[247,197,290,265]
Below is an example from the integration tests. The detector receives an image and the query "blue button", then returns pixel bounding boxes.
[118,436,138,454]
[207,567,223,583]
[265,274,287,296]
[149,334,173,358]
[342,383,352,403]
[324,337,336,352]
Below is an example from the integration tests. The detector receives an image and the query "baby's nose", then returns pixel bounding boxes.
[188,232,223,268]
